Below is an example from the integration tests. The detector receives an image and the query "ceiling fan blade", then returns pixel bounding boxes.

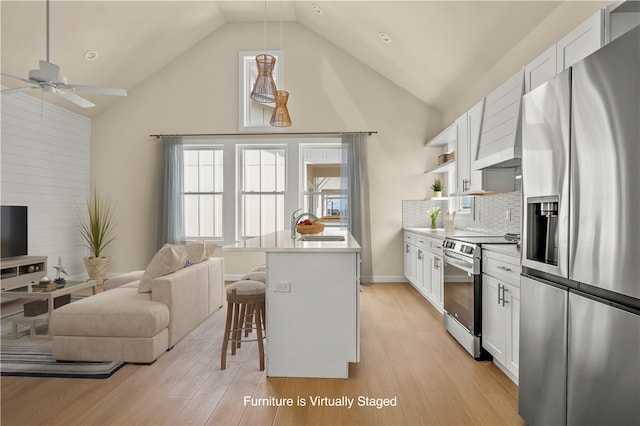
[54,89,95,108]
[66,85,127,96]
[1,86,40,94]
[1,72,37,85]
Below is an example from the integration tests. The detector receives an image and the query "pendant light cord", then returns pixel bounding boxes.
[280,0,283,52]
[263,0,267,51]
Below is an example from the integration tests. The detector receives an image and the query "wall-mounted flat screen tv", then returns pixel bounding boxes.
[1,205,28,259]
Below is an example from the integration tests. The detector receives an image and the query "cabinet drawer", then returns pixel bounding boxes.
[404,232,416,245]
[483,251,522,286]
[415,236,427,250]
[428,238,443,254]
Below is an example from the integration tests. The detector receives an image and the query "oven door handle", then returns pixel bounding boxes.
[443,252,474,275]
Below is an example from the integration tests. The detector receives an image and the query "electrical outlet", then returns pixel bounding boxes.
[274,281,291,292]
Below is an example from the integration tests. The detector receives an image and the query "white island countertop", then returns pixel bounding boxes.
[224,229,361,253]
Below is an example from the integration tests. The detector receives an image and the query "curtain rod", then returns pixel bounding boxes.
[149,131,377,138]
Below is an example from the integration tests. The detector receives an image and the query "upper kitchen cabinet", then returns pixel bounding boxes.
[454,100,515,196]
[525,45,557,93]
[556,9,604,73]
[474,69,525,170]
[605,1,640,44]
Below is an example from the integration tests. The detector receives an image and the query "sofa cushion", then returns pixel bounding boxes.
[139,244,188,293]
[51,288,170,338]
[104,270,144,291]
[241,271,266,283]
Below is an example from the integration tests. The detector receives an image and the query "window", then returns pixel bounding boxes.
[239,146,286,238]
[181,139,342,244]
[183,147,223,239]
[238,50,283,131]
[300,145,346,227]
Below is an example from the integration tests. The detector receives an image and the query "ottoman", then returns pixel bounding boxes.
[51,287,170,363]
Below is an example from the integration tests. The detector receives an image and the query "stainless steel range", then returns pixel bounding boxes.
[442,234,518,359]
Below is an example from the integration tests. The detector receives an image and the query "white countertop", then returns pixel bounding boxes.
[404,227,506,240]
[482,243,522,259]
[224,229,361,253]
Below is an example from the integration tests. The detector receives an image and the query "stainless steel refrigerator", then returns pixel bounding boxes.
[520,25,640,426]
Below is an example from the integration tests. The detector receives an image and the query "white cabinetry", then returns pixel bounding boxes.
[525,44,557,92]
[403,232,417,284]
[482,249,521,384]
[526,9,605,93]
[556,10,604,73]
[605,1,640,44]
[404,231,444,313]
[457,99,515,195]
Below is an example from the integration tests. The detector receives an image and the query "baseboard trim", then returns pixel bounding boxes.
[224,274,408,283]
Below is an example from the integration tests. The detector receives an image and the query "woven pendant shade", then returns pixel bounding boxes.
[270,90,291,127]
[250,54,277,104]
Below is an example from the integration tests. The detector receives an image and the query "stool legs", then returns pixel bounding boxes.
[221,292,266,371]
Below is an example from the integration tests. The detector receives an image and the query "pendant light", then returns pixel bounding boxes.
[270,0,292,127]
[250,0,276,104]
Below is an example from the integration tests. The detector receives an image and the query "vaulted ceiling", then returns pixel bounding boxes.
[1,1,596,117]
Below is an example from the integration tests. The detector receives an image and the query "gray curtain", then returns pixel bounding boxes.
[341,132,373,284]
[156,135,184,250]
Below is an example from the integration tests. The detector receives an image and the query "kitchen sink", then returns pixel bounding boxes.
[298,235,345,242]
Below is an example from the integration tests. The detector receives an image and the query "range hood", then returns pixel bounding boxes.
[473,68,525,170]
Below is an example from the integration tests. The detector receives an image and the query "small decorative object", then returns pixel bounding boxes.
[427,207,441,230]
[445,211,456,233]
[53,256,68,284]
[34,265,40,272]
[39,275,51,285]
[27,265,35,273]
[431,178,444,198]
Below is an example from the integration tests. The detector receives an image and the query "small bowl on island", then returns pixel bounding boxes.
[296,219,325,235]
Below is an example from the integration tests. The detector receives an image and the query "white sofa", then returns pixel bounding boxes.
[51,254,224,364]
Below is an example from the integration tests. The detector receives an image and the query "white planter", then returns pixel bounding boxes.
[84,255,111,287]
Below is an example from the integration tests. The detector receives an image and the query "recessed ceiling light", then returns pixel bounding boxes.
[83,50,98,61]
[379,32,391,43]
[311,4,322,15]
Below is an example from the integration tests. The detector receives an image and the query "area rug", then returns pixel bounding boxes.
[1,307,125,379]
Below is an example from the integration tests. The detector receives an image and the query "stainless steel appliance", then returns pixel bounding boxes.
[520,26,640,426]
[442,234,518,359]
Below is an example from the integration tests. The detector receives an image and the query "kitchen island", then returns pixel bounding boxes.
[225,229,361,378]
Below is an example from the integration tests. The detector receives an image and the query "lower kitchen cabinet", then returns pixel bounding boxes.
[482,249,521,384]
[403,231,444,313]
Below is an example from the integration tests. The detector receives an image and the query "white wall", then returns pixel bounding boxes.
[91,22,440,278]
[1,92,90,279]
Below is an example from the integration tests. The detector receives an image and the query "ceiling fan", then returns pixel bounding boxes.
[1,0,127,108]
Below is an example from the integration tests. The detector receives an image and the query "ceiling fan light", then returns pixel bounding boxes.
[250,54,277,104]
[270,90,291,127]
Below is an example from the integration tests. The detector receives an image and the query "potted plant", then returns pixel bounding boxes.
[431,178,444,198]
[427,207,441,229]
[78,190,116,287]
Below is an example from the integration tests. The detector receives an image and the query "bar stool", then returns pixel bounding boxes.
[221,280,266,371]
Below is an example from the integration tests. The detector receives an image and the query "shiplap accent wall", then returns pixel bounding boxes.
[1,91,91,279]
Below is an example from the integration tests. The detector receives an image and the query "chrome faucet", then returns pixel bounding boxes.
[290,208,319,239]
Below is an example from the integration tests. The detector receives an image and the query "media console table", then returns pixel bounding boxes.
[0,256,48,291]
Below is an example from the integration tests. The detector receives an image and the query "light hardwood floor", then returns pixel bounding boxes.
[1,283,524,425]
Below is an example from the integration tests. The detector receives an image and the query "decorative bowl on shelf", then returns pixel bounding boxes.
[296,221,325,234]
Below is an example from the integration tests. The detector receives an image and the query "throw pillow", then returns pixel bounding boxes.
[185,241,207,265]
[205,243,218,258]
[138,244,188,293]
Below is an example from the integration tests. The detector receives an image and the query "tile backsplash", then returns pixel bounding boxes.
[403,180,522,235]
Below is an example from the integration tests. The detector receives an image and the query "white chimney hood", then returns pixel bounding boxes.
[474,68,525,170]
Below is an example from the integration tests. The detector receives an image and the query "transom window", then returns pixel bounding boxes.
[238,50,283,131]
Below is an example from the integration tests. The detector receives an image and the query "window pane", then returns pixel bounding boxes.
[184,194,199,237]
[183,147,223,239]
[213,150,224,192]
